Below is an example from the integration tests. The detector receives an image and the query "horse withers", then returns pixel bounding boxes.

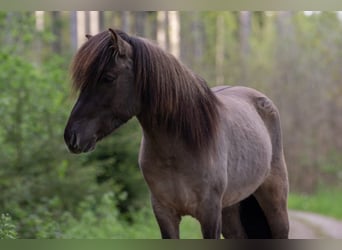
[64,29,289,239]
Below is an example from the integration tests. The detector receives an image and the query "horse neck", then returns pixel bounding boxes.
[136,109,221,160]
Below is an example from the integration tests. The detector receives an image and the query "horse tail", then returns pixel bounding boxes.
[255,96,286,168]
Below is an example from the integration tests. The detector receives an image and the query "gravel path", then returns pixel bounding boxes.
[289,210,342,239]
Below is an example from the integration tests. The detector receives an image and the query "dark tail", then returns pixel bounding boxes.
[239,195,272,238]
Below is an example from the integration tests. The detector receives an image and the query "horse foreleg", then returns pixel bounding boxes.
[151,196,181,239]
[197,199,222,239]
[221,204,247,238]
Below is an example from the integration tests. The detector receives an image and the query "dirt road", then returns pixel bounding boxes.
[289,210,342,239]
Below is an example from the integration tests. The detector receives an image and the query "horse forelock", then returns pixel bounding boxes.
[70,31,114,93]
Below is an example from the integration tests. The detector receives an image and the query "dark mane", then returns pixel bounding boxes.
[71,29,222,152]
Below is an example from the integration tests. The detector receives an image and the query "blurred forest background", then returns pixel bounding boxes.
[0,11,341,238]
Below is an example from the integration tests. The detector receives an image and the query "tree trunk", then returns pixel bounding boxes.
[89,11,100,35]
[85,11,90,34]
[121,11,130,33]
[148,11,157,41]
[34,11,44,64]
[76,11,87,48]
[134,12,146,37]
[239,11,251,83]
[4,12,13,45]
[216,13,225,85]
[192,11,203,60]
[99,11,105,31]
[51,11,62,53]
[239,11,251,57]
[35,11,44,31]
[168,11,180,58]
[70,11,78,51]
[157,11,167,50]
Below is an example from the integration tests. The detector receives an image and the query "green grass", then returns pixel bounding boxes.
[58,187,342,238]
[123,213,202,239]
[182,187,342,239]
[126,215,203,239]
[288,188,342,220]
[179,216,202,238]
[9,188,341,239]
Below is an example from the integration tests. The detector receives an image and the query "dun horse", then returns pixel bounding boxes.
[64,29,289,239]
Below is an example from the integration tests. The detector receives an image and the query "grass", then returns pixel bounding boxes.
[147,187,342,239]
[181,187,342,239]
[126,214,202,239]
[62,189,342,239]
[179,216,202,238]
[8,188,341,239]
[288,187,342,220]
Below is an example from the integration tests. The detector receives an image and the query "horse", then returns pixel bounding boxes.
[64,28,289,239]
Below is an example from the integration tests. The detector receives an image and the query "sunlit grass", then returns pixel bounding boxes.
[288,188,342,220]
[127,213,202,239]
[180,216,202,239]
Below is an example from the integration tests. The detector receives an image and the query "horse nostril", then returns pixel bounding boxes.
[70,132,77,147]
[64,128,78,148]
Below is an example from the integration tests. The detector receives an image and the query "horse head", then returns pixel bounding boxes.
[64,29,140,153]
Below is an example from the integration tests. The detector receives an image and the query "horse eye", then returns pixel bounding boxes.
[102,74,117,83]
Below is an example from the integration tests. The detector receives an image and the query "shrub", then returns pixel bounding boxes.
[0,213,17,239]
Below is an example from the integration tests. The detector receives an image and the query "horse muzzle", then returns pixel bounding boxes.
[64,128,96,154]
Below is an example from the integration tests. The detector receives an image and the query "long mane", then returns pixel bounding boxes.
[71,30,222,152]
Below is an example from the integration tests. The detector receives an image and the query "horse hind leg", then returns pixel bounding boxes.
[253,164,290,239]
[239,195,272,238]
[221,203,247,238]
[222,195,272,239]
[254,95,290,238]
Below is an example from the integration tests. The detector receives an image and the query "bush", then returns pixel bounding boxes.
[0,213,17,239]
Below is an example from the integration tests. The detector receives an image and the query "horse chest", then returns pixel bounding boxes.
[139,156,207,215]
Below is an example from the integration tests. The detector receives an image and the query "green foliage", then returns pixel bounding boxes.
[61,192,157,239]
[14,191,201,239]
[0,192,201,239]
[0,12,147,238]
[83,119,147,217]
[0,214,17,239]
[0,50,104,238]
[288,188,342,220]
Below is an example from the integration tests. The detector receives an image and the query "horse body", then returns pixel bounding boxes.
[64,29,289,239]
[138,86,284,238]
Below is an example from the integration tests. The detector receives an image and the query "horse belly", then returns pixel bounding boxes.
[223,159,270,206]
[220,103,272,207]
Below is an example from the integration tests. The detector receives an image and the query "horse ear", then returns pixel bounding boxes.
[108,28,125,56]
[85,34,92,40]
